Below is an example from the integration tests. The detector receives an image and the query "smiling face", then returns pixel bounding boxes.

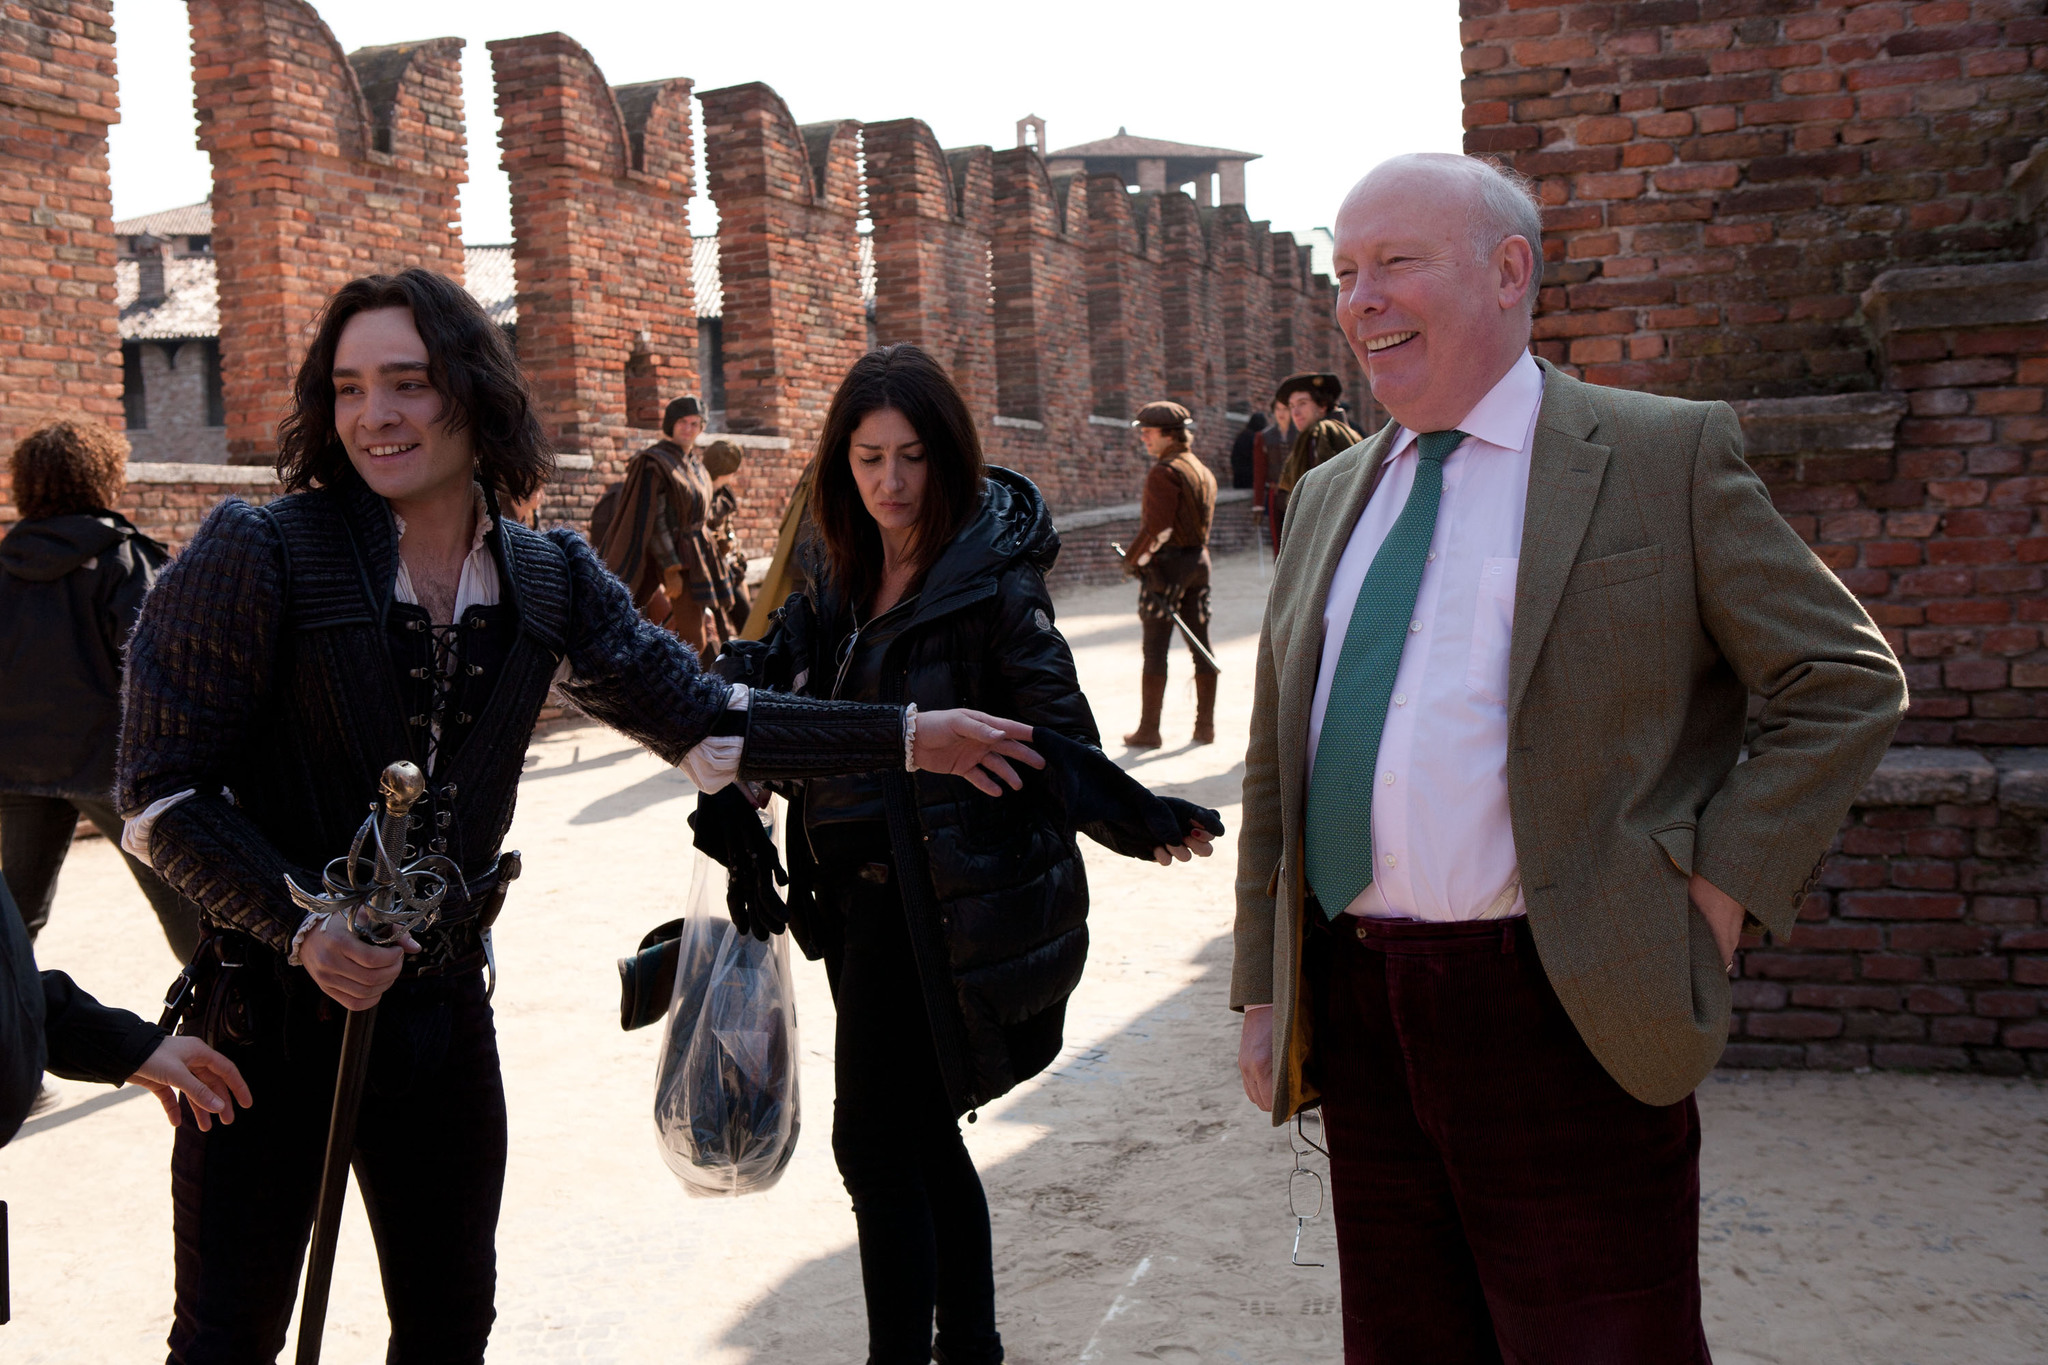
[1332,158,1536,433]
[848,405,929,551]
[331,306,475,509]
[669,412,705,447]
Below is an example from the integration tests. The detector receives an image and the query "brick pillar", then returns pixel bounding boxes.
[864,119,996,422]
[491,32,696,526]
[1460,1,2047,399]
[988,150,1094,509]
[189,0,465,462]
[1085,176,1165,423]
[0,0,122,526]
[699,83,865,524]
[1213,207,1274,421]
[1159,193,1226,477]
[1267,229,1305,383]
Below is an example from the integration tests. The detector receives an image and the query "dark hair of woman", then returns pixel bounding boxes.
[10,417,129,520]
[809,344,986,611]
[274,267,553,502]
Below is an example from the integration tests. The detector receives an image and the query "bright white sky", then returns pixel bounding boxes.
[108,0,1464,247]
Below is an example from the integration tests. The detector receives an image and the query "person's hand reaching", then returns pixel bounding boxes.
[912,709,1045,797]
[130,1035,253,1131]
[1029,726,1225,861]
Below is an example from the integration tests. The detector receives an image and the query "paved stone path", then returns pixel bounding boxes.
[3,548,2044,1363]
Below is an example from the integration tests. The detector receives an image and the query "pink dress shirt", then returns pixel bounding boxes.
[1305,352,1544,922]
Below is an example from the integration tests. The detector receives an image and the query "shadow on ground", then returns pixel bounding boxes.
[715,932,1341,1364]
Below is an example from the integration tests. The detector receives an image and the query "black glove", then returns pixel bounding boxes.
[1031,726,1225,860]
[688,786,789,941]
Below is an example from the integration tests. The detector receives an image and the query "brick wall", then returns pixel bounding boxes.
[189,0,465,462]
[866,120,998,423]
[0,0,123,525]
[118,463,280,549]
[1460,0,2048,398]
[490,32,697,529]
[124,341,228,464]
[698,83,867,545]
[1729,748,2046,1076]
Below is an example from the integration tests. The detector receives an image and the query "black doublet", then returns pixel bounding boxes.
[119,469,909,962]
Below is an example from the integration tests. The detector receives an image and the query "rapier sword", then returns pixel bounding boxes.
[1111,541,1224,674]
[285,760,459,1365]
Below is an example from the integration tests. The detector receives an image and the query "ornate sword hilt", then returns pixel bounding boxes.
[285,760,463,946]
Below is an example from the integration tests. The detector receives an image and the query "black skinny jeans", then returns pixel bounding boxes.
[167,959,506,1364]
[0,792,203,961]
[826,871,1003,1365]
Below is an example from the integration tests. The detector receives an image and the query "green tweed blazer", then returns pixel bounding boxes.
[1232,360,1907,1117]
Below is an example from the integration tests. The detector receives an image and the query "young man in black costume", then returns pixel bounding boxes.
[115,269,1045,1364]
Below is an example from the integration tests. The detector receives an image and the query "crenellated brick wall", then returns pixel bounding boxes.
[866,120,998,424]
[490,32,697,530]
[1460,0,2047,399]
[0,0,123,525]
[697,83,867,545]
[188,0,465,463]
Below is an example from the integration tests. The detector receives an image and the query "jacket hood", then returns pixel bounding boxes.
[911,466,1058,624]
[0,512,129,583]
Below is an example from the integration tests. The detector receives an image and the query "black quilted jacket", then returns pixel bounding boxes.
[777,467,1101,1115]
[117,470,903,958]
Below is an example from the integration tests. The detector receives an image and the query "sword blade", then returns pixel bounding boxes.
[294,1003,378,1365]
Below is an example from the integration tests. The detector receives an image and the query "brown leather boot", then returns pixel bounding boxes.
[1123,674,1167,748]
[1193,672,1218,745]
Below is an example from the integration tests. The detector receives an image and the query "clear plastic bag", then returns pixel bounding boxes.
[653,818,801,1197]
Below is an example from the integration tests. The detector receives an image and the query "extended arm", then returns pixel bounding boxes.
[1689,402,1907,940]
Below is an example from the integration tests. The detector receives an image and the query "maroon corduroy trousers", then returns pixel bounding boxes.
[1308,913,1711,1365]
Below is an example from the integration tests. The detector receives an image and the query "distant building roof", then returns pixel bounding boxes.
[465,244,517,326]
[116,255,219,341]
[1045,129,1259,163]
[113,202,214,238]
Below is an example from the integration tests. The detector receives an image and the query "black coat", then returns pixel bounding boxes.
[0,510,168,799]
[772,468,1101,1115]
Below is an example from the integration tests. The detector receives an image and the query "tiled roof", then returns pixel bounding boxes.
[693,234,721,318]
[1046,130,1258,162]
[112,202,214,237]
[116,255,220,341]
[464,244,517,325]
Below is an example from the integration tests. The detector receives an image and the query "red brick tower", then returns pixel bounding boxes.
[0,0,123,523]
[188,0,464,463]
[698,83,866,521]
[490,32,697,523]
[1159,193,1226,475]
[865,120,997,423]
[1212,208,1276,424]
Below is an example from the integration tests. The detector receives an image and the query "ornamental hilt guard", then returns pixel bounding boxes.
[285,760,463,945]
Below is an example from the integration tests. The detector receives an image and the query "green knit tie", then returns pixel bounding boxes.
[1304,429,1467,919]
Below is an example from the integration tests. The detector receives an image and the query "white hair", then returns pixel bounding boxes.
[1366,153,1544,313]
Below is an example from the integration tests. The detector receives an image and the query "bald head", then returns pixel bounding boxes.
[1332,154,1542,432]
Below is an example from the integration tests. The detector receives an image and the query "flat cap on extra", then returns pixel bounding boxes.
[1274,372,1342,408]
[1132,400,1194,430]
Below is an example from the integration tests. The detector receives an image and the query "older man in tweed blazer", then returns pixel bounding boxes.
[1232,154,1906,1363]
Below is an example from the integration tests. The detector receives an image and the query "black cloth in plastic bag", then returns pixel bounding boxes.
[653,829,800,1197]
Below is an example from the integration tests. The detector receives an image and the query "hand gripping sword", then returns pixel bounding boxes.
[284,760,461,1365]
[1111,541,1223,674]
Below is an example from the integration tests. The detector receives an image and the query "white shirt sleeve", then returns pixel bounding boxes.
[678,683,749,793]
[121,789,207,868]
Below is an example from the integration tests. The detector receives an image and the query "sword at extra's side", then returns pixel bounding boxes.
[1110,541,1224,675]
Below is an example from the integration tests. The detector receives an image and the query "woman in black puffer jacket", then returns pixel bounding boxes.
[735,346,1214,1365]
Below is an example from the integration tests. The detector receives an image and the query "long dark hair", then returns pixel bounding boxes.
[275,268,553,502]
[810,345,985,612]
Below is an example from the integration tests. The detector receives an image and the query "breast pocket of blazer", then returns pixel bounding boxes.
[1464,556,1518,707]
[1563,544,1665,596]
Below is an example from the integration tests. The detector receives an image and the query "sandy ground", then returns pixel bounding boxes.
[3,546,2045,1364]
